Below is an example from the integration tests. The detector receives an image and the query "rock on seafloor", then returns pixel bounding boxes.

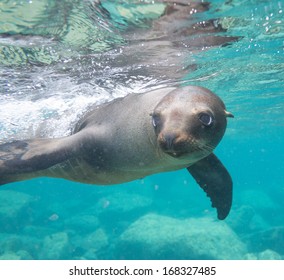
[115,214,247,259]
[92,191,153,233]
[39,232,70,259]
[0,190,35,231]
[244,249,282,260]
[95,192,153,219]
[244,226,284,255]
[0,250,33,260]
[71,228,109,259]
[64,214,100,233]
[226,205,269,234]
[257,249,282,260]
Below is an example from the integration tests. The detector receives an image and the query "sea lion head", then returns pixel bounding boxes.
[151,86,233,160]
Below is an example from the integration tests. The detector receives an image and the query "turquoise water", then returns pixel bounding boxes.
[0,0,283,259]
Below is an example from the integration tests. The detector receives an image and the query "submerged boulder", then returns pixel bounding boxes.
[82,229,109,260]
[245,226,284,255]
[39,232,70,259]
[0,190,34,216]
[64,214,100,233]
[0,190,35,231]
[95,192,153,218]
[71,228,109,259]
[244,249,282,260]
[93,191,153,234]
[258,249,282,260]
[227,205,269,234]
[0,250,33,260]
[115,213,247,259]
[239,190,280,223]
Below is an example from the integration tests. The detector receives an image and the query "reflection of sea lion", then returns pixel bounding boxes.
[0,86,233,219]
[113,0,239,81]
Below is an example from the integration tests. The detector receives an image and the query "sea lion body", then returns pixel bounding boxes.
[0,86,234,219]
[47,87,184,185]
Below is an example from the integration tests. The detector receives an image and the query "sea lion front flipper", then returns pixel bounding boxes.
[0,136,76,185]
[187,153,232,220]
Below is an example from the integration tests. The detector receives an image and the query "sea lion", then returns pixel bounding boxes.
[0,86,234,219]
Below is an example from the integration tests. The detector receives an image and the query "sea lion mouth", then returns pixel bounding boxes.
[158,133,198,158]
[158,132,215,160]
[164,150,184,158]
[163,145,204,159]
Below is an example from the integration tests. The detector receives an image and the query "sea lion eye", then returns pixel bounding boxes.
[152,114,161,128]
[199,113,214,127]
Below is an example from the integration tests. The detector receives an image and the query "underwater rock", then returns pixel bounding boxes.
[243,253,258,260]
[258,249,282,260]
[64,214,100,233]
[82,250,98,260]
[22,225,56,237]
[239,190,279,216]
[83,228,109,251]
[0,190,34,231]
[0,190,34,218]
[245,226,284,255]
[94,191,153,231]
[115,214,247,259]
[244,249,282,260]
[73,228,109,260]
[71,228,109,259]
[238,189,282,228]
[0,232,42,259]
[227,205,269,234]
[0,250,33,260]
[96,192,152,216]
[39,232,70,259]
[0,233,23,252]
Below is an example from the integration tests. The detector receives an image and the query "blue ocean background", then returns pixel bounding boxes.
[0,0,283,259]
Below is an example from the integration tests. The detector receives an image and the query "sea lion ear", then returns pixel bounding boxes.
[186,153,232,220]
[225,110,234,118]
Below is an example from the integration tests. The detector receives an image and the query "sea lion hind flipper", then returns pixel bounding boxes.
[187,153,232,220]
[0,138,73,185]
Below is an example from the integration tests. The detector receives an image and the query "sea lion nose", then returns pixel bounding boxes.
[163,133,177,149]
